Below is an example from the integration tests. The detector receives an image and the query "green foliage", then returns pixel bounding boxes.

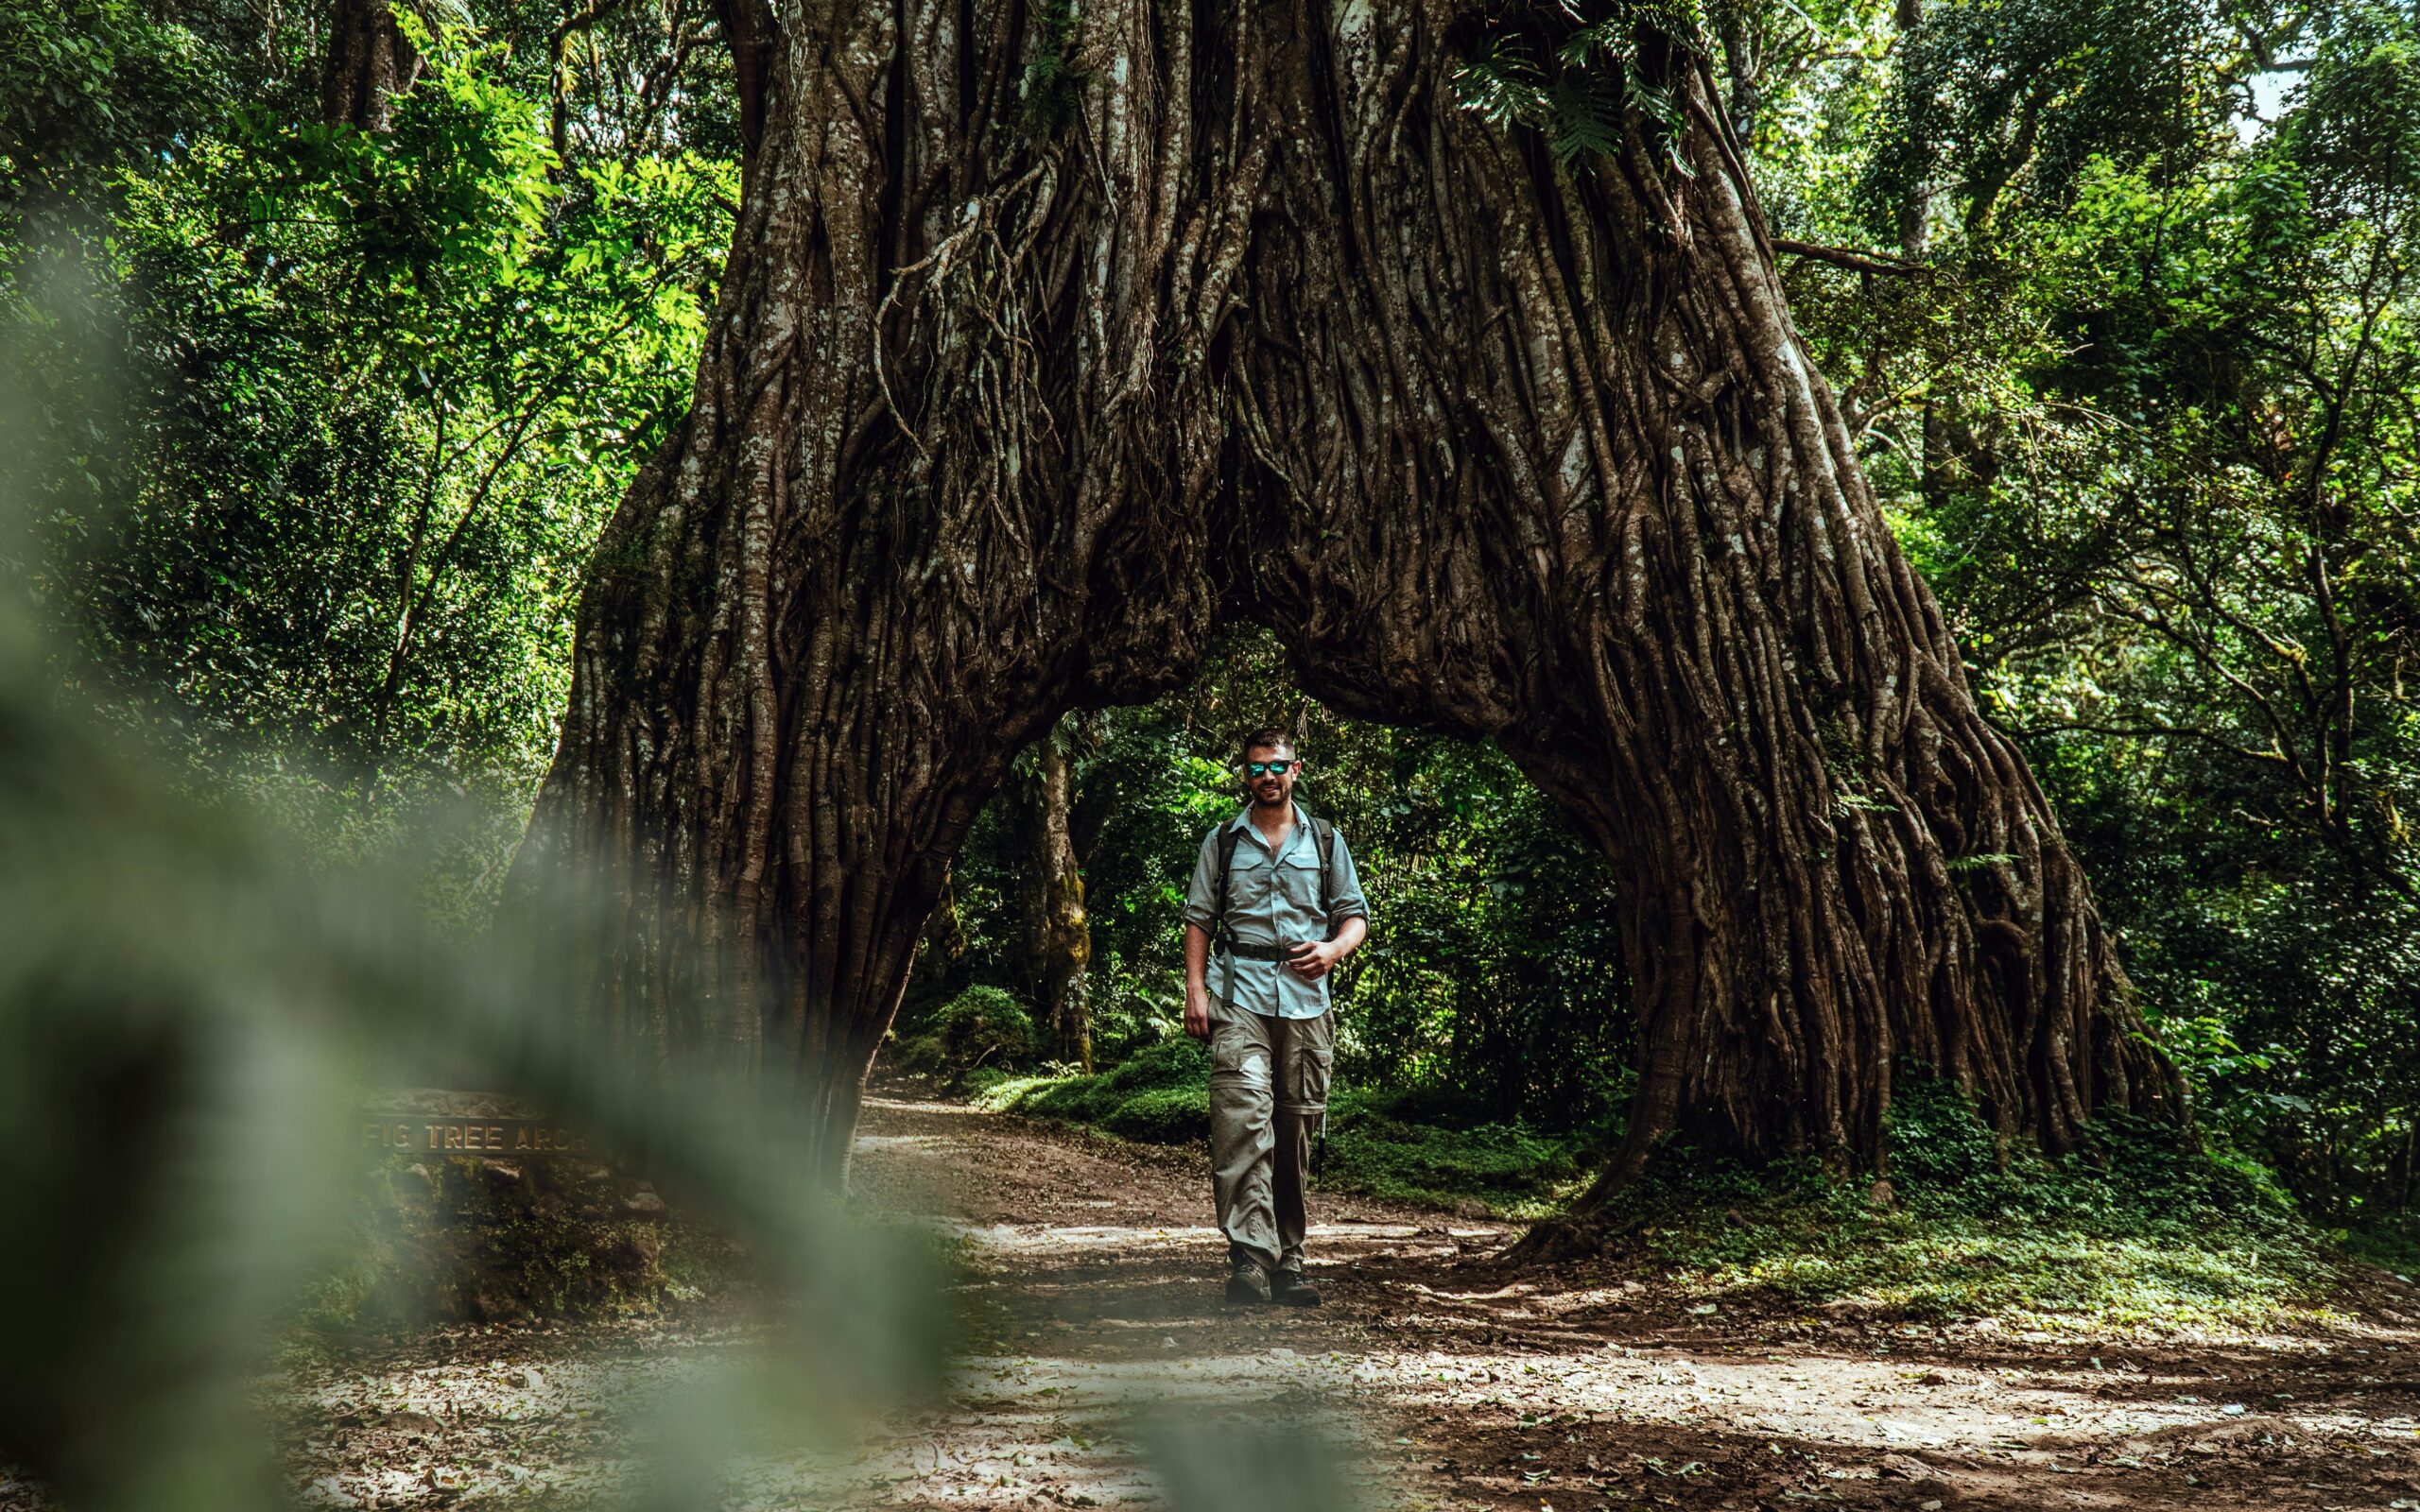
[1623,1074,2342,1331]
[1100,1084,1211,1143]
[1741,0,2420,1235]
[1859,0,2240,242]
[976,1039,1594,1218]
[7,9,734,924]
[0,0,218,237]
[1453,1,1708,175]
[977,1037,1209,1127]
[1017,0,1086,138]
[1320,1094,1595,1219]
[895,986,1042,1085]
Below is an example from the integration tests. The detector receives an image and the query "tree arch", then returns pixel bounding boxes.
[511,0,2178,1200]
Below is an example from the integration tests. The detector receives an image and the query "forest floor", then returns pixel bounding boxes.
[253,1091,2420,1511]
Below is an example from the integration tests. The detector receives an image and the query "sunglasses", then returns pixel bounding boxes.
[1245,760,1296,777]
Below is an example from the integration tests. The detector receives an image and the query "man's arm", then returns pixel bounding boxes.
[1286,914,1365,981]
[1286,832,1369,981]
[1180,830,1221,1040]
[1184,920,1214,1040]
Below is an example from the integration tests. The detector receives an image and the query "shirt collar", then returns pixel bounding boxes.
[1228,799,1307,837]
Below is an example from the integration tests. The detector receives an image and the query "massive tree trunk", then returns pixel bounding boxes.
[1230,12,2181,1234]
[517,0,2178,1194]
[512,0,1233,1181]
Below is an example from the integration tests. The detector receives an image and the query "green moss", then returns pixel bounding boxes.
[970,1051,2350,1326]
[973,1041,1589,1217]
[895,986,1041,1087]
[1318,1096,1592,1218]
[290,1154,700,1337]
[1616,1074,2347,1333]
[1101,1084,1208,1143]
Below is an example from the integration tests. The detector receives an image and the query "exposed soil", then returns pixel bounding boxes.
[259,1091,2420,1510]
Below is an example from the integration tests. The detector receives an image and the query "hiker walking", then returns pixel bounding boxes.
[1182,726,1369,1306]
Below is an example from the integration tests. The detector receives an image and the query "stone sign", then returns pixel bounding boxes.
[359,1116,592,1158]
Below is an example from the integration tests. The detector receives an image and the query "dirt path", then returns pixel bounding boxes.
[268,1092,2420,1511]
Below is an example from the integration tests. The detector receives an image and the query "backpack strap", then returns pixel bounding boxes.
[1211,821,1246,948]
[1310,816,1336,926]
[1211,821,1245,1015]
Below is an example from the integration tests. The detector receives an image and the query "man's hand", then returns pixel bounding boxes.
[1182,921,1214,1039]
[1285,940,1340,981]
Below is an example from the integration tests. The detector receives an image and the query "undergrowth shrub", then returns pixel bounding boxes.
[894,986,1039,1086]
[1320,1101,1591,1217]
[1101,1085,1208,1143]
[974,1041,1594,1216]
[975,1036,1207,1125]
[1616,1069,2338,1332]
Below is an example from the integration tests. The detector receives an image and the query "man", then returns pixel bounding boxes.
[1182,727,1369,1307]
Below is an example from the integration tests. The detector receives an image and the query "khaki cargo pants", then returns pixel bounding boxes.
[1208,1005,1334,1275]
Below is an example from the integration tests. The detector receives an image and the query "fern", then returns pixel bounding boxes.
[1453,35,1552,129]
[1451,0,1708,175]
[1545,73,1626,162]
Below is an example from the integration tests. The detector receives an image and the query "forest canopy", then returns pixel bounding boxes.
[4,0,2415,1235]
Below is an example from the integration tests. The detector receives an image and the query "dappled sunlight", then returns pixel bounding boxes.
[263,1093,2418,1510]
[942,1219,1436,1257]
[11,2,2420,1507]
[873,1095,2419,1509]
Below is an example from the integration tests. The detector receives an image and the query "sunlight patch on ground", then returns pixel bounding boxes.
[732,1349,1385,1509]
[942,1220,1431,1254]
[1366,1336,2420,1473]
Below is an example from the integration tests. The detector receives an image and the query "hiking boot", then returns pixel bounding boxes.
[1271,1269,1322,1307]
[1224,1256,1273,1306]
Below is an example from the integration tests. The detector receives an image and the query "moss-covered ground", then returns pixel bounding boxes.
[969,1049,2366,1334]
[1615,1079,2352,1334]
[970,1037,1598,1219]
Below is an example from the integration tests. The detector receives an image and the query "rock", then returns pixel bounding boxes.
[1879,1452,1939,1483]
[614,1226,663,1269]
[382,1410,441,1437]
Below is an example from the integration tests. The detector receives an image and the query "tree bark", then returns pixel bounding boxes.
[512,0,1235,1181]
[1015,720,1092,1071]
[516,0,2178,1194]
[321,0,421,131]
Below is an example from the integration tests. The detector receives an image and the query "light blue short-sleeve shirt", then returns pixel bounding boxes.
[1182,802,1369,1019]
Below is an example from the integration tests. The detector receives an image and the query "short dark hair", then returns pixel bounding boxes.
[1238,725,1295,762]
